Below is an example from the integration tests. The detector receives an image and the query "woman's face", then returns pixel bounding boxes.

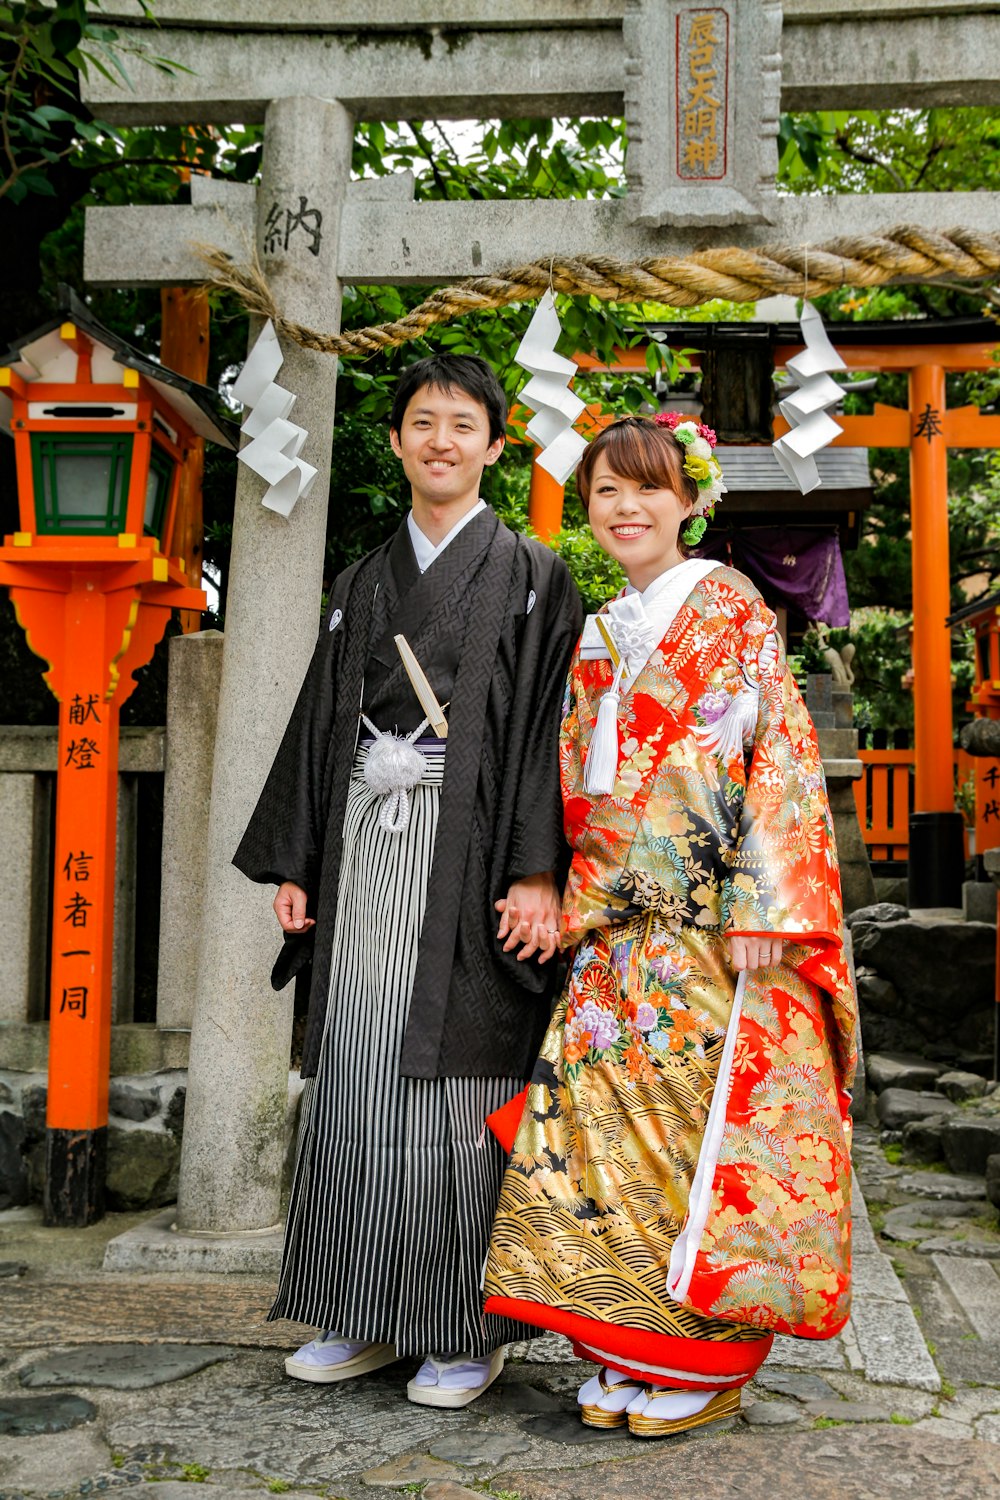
[586,463,694,592]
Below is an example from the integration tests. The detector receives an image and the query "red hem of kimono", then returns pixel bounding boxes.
[485,1296,773,1390]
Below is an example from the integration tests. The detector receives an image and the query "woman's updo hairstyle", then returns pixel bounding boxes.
[575,416,699,514]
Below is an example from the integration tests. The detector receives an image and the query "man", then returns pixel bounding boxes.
[234,354,582,1409]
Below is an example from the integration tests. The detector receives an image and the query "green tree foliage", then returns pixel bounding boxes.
[778,108,1000,199]
[778,107,1000,731]
[5,38,1000,735]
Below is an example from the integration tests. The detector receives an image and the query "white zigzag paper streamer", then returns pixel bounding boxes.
[772,302,847,495]
[231,319,318,518]
[515,290,587,486]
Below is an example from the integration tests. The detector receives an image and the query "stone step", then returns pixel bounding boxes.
[846,1176,941,1393]
[865,1053,943,1094]
[875,1087,957,1130]
[930,1254,1000,1340]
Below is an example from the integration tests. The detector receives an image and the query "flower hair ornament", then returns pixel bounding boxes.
[653,411,726,546]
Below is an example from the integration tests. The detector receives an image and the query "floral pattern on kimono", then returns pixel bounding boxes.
[485,567,858,1348]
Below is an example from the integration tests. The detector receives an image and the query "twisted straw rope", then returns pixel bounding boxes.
[196,224,1000,357]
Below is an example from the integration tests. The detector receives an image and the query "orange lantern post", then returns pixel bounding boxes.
[0,295,235,1226]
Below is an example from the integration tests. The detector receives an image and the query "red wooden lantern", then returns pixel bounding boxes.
[0,293,236,1226]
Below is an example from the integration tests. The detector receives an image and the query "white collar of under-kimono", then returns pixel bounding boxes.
[582,558,718,796]
[407,498,487,574]
[589,558,719,689]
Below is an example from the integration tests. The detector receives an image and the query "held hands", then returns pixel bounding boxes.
[728,935,784,972]
[274,881,316,934]
[495,871,561,963]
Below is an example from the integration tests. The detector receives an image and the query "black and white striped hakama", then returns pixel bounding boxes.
[270,744,532,1358]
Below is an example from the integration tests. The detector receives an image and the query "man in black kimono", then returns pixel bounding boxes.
[234,354,582,1409]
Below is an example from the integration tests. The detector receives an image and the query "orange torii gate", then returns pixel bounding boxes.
[526,318,1000,908]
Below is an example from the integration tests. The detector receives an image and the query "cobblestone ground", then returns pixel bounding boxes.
[2,1128,998,1500]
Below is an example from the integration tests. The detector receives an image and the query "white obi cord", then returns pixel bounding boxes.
[666,968,748,1305]
[360,713,431,834]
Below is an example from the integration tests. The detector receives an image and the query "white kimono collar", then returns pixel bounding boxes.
[613,558,719,686]
[407,498,487,574]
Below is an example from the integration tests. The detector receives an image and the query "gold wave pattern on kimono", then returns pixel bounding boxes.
[485,920,763,1348]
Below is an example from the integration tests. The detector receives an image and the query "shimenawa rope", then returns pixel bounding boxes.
[195,224,1000,359]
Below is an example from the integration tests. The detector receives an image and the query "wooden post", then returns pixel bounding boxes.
[46,639,119,1224]
[160,288,210,632]
[909,363,954,812]
[527,448,566,543]
[3,570,194,1227]
[908,361,964,906]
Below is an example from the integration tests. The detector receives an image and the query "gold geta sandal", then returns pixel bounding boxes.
[627,1385,741,1438]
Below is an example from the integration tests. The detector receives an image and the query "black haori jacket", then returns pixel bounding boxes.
[233,507,583,1080]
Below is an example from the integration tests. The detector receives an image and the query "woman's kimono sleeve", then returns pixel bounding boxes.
[721,597,857,1088]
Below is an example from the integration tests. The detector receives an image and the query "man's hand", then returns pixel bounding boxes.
[274,881,316,934]
[495,871,561,963]
[728,935,784,971]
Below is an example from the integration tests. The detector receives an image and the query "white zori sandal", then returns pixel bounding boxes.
[577,1367,645,1429]
[406,1348,506,1409]
[284,1333,399,1384]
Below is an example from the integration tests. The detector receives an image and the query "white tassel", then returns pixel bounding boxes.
[361,713,430,835]
[584,662,625,795]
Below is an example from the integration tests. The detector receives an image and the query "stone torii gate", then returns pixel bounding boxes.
[79,1,1000,1259]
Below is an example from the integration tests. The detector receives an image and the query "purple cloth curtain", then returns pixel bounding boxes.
[697,527,850,626]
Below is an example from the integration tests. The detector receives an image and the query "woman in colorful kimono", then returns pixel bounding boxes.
[484,414,857,1438]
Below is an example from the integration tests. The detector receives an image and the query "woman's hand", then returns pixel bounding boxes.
[728,935,784,971]
[274,881,316,934]
[495,872,561,963]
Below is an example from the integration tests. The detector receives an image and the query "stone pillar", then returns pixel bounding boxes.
[177,96,352,1234]
[983,848,1000,1082]
[155,631,224,1033]
[0,773,50,1022]
[111,774,138,1024]
[808,680,877,915]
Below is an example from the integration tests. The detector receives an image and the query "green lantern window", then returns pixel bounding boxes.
[144,443,174,538]
[31,432,132,535]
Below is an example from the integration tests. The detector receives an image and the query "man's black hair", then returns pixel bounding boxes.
[389,354,507,445]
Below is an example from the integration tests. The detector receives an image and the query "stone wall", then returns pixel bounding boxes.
[0,1064,306,1214]
[849,903,997,1063]
[0,1069,186,1212]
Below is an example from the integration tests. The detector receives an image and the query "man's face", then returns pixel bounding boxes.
[390,383,504,509]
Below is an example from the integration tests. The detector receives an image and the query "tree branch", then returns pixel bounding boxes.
[833,130,907,192]
[407,121,451,199]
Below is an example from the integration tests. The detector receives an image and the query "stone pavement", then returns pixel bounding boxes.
[1,1135,999,1500]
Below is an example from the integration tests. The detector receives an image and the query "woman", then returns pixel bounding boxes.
[484,414,857,1438]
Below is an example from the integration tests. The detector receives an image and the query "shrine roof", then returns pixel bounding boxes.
[639,316,1000,349]
[0,286,238,450]
[947,590,1000,628]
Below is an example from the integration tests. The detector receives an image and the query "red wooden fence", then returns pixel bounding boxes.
[854,748,976,863]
